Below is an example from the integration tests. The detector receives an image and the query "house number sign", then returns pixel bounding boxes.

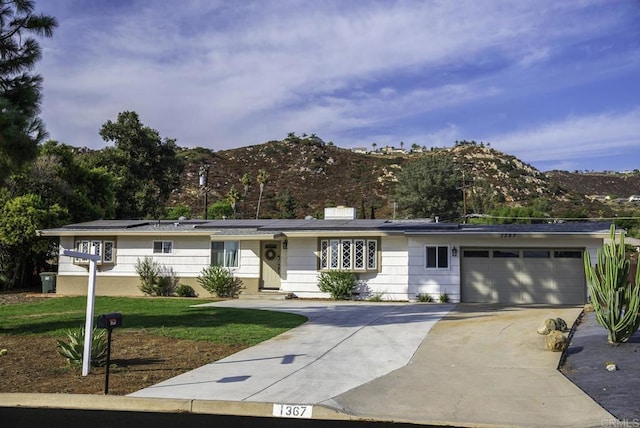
[272,403,313,419]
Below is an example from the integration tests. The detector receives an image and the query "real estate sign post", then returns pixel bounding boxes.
[62,247,100,376]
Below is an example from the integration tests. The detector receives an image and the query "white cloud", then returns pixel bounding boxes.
[34,0,640,175]
[488,108,640,166]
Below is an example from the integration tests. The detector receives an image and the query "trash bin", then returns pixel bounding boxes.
[40,272,57,293]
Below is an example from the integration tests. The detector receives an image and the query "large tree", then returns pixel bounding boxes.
[394,154,463,220]
[95,111,183,219]
[0,0,57,182]
[0,192,67,289]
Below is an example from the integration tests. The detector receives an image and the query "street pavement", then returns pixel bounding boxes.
[130,301,453,404]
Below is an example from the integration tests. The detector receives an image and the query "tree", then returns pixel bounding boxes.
[240,172,251,218]
[207,200,233,219]
[0,0,57,182]
[95,111,184,219]
[226,186,240,219]
[584,226,640,344]
[256,169,268,219]
[0,193,67,289]
[277,189,297,219]
[393,155,462,220]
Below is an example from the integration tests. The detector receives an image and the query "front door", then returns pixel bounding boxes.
[260,242,281,290]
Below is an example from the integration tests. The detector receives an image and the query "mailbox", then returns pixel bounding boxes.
[97,312,123,329]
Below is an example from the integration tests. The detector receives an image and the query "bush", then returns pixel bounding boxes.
[135,257,179,296]
[198,265,243,298]
[417,293,434,302]
[439,292,450,303]
[176,284,198,298]
[136,257,160,295]
[317,270,357,300]
[57,328,108,367]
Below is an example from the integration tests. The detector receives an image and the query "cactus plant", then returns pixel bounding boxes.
[584,225,640,344]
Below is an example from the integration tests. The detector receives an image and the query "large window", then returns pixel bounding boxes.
[425,245,449,269]
[73,240,115,264]
[319,238,378,271]
[212,241,239,268]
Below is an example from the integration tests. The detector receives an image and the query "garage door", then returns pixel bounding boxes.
[461,248,586,304]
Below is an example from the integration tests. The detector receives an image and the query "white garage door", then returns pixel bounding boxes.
[461,248,586,304]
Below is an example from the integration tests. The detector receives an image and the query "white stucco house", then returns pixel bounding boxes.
[38,208,613,304]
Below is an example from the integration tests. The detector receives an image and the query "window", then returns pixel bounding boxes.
[319,238,378,272]
[463,250,489,258]
[554,250,582,258]
[153,241,173,254]
[211,241,239,268]
[523,250,550,258]
[73,240,115,264]
[425,245,449,269]
[493,250,519,258]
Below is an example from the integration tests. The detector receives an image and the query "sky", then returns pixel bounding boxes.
[34,0,640,172]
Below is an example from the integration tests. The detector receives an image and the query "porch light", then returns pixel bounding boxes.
[451,246,458,257]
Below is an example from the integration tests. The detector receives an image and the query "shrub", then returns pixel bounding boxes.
[176,284,198,298]
[417,293,434,302]
[57,328,108,367]
[368,291,385,302]
[198,265,243,298]
[317,270,357,300]
[136,257,160,295]
[135,257,179,296]
[439,292,450,303]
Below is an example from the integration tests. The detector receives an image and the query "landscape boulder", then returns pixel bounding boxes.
[536,317,568,334]
[546,330,567,352]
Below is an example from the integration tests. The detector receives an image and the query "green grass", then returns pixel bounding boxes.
[0,297,307,346]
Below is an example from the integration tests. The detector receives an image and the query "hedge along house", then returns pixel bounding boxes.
[38,207,613,304]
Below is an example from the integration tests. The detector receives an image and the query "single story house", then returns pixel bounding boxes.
[38,208,613,304]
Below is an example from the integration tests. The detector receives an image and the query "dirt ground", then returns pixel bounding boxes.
[0,292,247,395]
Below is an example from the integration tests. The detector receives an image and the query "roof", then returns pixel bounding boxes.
[38,219,615,238]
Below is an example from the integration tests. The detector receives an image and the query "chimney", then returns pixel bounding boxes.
[324,206,356,220]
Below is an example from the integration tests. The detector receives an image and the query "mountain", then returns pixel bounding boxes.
[170,137,639,220]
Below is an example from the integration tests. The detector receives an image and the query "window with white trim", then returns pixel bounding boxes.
[153,240,173,254]
[425,245,449,269]
[73,240,116,264]
[319,238,378,272]
[211,241,239,268]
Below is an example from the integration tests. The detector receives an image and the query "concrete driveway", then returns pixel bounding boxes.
[130,301,453,404]
[328,304,616,427]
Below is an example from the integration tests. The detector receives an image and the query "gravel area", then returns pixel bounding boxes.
[560,310,640,420]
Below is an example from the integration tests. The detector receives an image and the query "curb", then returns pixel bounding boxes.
[0,393,352,421]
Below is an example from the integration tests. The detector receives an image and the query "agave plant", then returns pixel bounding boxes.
[57,328,108,367]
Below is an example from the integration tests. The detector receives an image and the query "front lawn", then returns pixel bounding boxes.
[0,296,307,344]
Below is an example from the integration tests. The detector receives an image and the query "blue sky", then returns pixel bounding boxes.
[35,0,640,172]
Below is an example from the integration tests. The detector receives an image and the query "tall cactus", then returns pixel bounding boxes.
[584,225,640,344]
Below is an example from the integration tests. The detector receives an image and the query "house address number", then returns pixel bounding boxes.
[272,403,313,419]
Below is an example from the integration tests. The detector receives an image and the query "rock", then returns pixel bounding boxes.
[605,362,617,371]
[0,349,7,356]
[555,317,568,332]
[546,330,567,352]
[537,318,557,335]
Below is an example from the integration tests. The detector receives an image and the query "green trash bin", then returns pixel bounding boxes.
[40,272,57,293]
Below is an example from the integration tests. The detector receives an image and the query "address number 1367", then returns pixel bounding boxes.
[272,403,313,419]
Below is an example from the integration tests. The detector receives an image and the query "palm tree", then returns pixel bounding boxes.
[256,169,268,219]
[227,186,240,219]
[240,172,251,218]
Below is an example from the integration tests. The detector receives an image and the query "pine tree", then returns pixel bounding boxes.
[0,0,57,181]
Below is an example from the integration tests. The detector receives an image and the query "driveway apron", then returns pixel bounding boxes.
[130,301,453,404]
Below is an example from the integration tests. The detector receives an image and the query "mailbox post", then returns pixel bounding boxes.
[97,312,122,395]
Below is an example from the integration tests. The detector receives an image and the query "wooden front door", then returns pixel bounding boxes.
[261,242,281,290]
